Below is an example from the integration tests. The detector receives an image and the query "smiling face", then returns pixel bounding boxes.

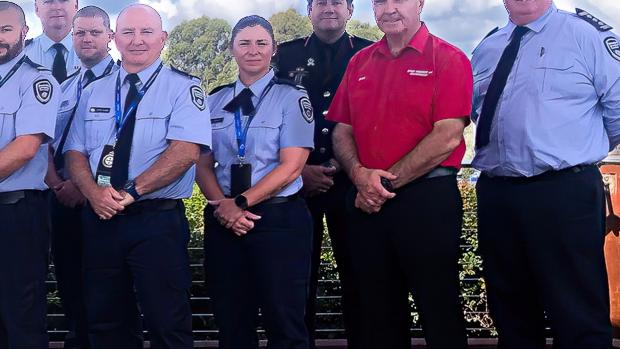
[0,7,28,65]
[73,16,112,68]
[308,0,353,36]
[115,5,167,73]
[373,0,424,38]
[35,0,77,34]
[231,25,274,82]
[503,0,553,25]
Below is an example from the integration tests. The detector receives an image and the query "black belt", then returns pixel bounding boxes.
[118,199,181,215]
[220,194,299,210]
[0,190,43,205]
[482,164,595,182]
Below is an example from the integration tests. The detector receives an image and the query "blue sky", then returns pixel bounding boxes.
[16,0,620,54]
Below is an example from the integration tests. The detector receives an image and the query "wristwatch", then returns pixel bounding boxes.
[123,180,141,200]
[234,194,248,210]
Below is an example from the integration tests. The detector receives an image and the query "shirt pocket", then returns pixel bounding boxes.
[134,107,172,147]
[247,116,282,166]
[0,100,18,143]
[84,110,114,152]
[532,55,579,100]
[210,114,236,162]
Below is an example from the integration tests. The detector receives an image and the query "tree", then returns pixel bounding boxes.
[347,19,383,41]
[163,16,237,91]
[269,8,312,43]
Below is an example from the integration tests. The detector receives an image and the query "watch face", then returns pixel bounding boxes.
[123,181,134,190]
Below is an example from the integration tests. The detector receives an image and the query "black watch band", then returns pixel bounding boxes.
[123,180,141,200]
[234,194,248,210]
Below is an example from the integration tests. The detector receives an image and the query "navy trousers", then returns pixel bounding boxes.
[0,191,49,349]
[50,195,89,349]
[204,198,313,349]
[477,165,612,349]
[81,201,193,349]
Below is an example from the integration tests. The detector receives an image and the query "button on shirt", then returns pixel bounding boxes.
[0,53,59,192]
[64,59,212,199]
[471,4,620,177]
[207,69,315,197]
[24,33,81,77]
[327,24,473,171]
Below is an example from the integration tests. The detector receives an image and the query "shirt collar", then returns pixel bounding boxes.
[83,55,114,78]
[120,58,162,85]
[40,32,73,52]
[234,69,275,98]
[502,2,556,36]
[0,52,25,78]
[375,23,430,57]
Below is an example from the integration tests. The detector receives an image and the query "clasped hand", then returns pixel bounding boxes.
[208,198,261,236]
[352,166,397,214]
[87,186,137,220]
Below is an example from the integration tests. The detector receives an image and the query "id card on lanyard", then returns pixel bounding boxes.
[229,80,275,196]
[95,63,163,186]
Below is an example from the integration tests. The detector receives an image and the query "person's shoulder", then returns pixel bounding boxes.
[273,77,306,91]
[277,37,307,53]
[349,34,374,49]
[431,34,470,63]
[208,82,234,96]
[564,8,614,34]
[21,56,53,78]
[165,65,201,84]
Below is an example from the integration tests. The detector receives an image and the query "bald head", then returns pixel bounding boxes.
[0,1,26,27]
[116,4,162,31]
[115,3,167,73]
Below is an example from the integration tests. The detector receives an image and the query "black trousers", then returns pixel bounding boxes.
[81,202,193,349]
[204,198,313,349]
[50,195,89,349]
[346,175,468,349]
[477,166,612,349]
[0,191,49,349]
[305,173,358,348]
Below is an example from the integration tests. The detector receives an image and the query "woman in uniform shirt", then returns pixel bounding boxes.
[196,15,315,349]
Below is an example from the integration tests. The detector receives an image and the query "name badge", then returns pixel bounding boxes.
[230,163,252,197]
[95,145,115,187]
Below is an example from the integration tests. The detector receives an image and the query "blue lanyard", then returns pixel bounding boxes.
[114,63,163,139]
[0,56,26,89]
[233,80,275,161]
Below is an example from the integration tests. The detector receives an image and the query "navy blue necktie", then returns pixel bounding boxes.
[223,88,255,115]
[110,74,140,189]
[476,26,530,149]
[52,43,67,83]
[83,69,95,86]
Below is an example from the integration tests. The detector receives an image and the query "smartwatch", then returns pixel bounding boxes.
[234,194,249,210]
[123,180,141,200]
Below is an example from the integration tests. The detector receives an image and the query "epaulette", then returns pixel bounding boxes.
[25,38,33,47]
[278,37,305,50]
[171,66,201,81]
[472,27,499,54]
[274,77,306,91]
[23,56,51,72]
[349,34,374,46]
[208,82,234,96]
[576,8,613,32]
[66,68,81,80]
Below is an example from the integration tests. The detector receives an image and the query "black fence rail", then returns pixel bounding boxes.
[45,168,493,342]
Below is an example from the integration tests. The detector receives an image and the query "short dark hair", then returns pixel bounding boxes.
[0,1,26,27]
[307,0,353,6]
[230,15,276,50]
[73,5,110,29]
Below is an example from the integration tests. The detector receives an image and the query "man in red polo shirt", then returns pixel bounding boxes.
[328,0,472,348]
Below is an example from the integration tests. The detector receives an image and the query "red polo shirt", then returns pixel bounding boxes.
[327,24,473,170]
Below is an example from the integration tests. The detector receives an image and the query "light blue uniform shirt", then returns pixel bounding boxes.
[208,69,315,197]
[24,33,81,77]
[64,59,212,199]
[471,4,620,177]
[0,52,59,191]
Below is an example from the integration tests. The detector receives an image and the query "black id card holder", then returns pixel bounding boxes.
[230,163,251,197]
[95,145,115,187]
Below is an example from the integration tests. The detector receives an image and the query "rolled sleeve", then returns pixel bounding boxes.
[167,82,212,151]
[16,75,59,143]
[280,88,314,149]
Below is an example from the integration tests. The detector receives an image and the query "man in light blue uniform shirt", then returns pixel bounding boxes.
[45,6,118,349]
[64,4,211,348]
[471,1,620,348]
[25,0,80,82]
[0,2,60,348]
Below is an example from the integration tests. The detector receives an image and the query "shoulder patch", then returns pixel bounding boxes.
[23,56,51,72]
[576,8,613,32]
[208,82,235,96]
[171,66,201,81]
[190,85,206,111]
[274,77,306,91]
[33,79,53,104]
[25,38,33,47]
[604,36,620,62]
[298,96,313,124]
